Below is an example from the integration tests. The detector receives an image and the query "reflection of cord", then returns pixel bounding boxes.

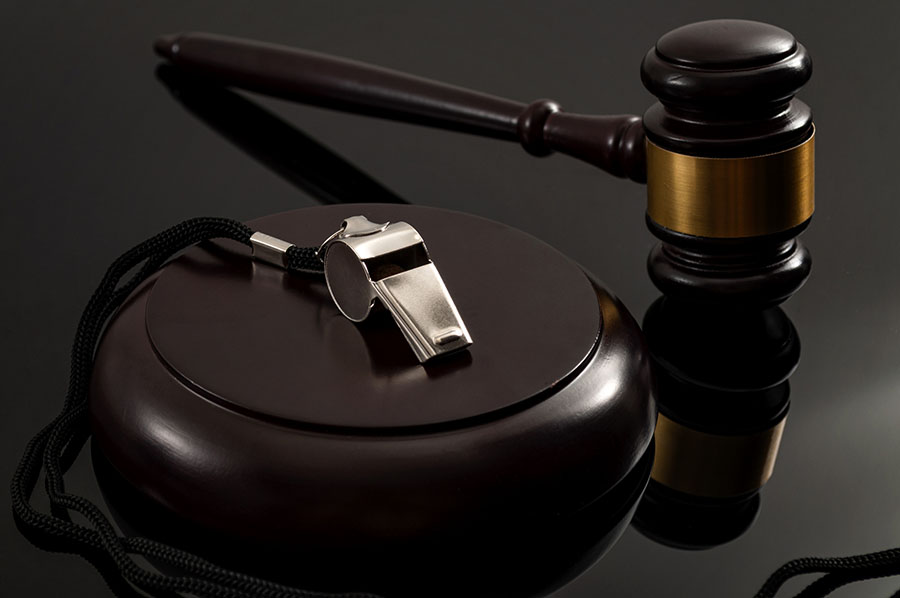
[9,217,390,598]
[755,548,900,597]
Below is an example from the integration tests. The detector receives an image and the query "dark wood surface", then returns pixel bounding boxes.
[154,32,647,181]
[641,19,813,156]
[645,218,813,307]
[145,205,601,428]
[90,204,654,547]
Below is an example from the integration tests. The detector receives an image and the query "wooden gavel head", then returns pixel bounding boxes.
[155,19,814,308]
[638,19,814,307]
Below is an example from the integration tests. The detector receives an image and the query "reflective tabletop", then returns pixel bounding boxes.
[2,2,899,597]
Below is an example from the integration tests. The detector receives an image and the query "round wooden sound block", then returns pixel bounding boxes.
[89,204,654,547]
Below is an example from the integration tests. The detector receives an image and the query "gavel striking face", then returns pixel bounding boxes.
[155,19,814,307]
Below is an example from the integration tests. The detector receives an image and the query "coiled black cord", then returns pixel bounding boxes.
[755,550,900,598]
[10,217,380,598]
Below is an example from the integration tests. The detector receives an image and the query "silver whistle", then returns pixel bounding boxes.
[317,216,473,363]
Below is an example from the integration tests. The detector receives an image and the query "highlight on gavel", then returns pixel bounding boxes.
[155,19,814,308]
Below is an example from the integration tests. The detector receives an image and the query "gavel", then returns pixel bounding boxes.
[155,19,814,307]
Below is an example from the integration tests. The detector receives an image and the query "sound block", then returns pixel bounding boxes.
[89,204,654,547]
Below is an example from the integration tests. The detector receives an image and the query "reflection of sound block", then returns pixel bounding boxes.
[89,204,654,547]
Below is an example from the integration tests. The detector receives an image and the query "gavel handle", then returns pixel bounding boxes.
[154,32,646,182]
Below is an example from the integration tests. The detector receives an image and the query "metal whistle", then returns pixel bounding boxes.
[317,216,473,363]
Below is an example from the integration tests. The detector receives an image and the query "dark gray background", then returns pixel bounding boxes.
[2,1,899,596]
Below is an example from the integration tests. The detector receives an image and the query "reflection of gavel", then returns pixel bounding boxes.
[156,19,814,306]
[633,297,799,549]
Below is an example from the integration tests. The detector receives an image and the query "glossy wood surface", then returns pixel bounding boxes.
[641,19,813,157]
[155,33,647,181]
[89,205,655,546]
[146,204,601,429]
[90,441,654,597]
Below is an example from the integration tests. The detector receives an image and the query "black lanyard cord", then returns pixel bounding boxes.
[9,216,900,598]
[10,216,380,598]
[755,551,900,598]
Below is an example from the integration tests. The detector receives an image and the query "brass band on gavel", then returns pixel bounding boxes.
[646,130,815,239]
